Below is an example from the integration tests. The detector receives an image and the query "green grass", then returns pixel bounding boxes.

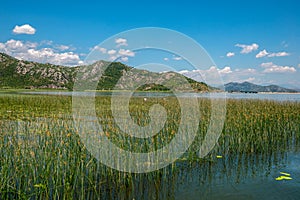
[0,94,299,199]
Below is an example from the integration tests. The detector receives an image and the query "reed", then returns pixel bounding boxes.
[0,94,299,198]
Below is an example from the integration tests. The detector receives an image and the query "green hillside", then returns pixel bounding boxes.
[0,53,211,92]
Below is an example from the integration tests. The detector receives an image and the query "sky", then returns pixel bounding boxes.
[0,0,300,89]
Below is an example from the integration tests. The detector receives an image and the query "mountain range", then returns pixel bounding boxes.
[0,53,211,92]
[224,81,298,93]
[0,53,298,93]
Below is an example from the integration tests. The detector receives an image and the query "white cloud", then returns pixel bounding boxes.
[261,62,296,73]
[173,56,182,61]
[0,39,38,53]
[256,49,290,58]
[90,46,135,62]
[109,56,117,61]
[107,49,117,55]
[222,68,258,84]
[235,43,259,54]
[256,49,268,58]
[268,51,290,57]
[25,48,81,66]
[163,57,169,61]
[6,40,25,50]
[115,38,127,47]
[92,46,107,54]
[219,66,232,74]
[179,66,260,86]
[121,57,128,62]
[178,69,189,74]
[118,49,135,57]
[245,77,255,82]
[40,40,53,46]
[13,24,36,35]
[226,52,235,57]
[0,39,82,66]
[56,45,70,51]
[89,38,134,62]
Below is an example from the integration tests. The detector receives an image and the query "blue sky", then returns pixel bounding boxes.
[0,0,300,88]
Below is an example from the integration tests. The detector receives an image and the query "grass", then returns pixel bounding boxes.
[0,93,299,199]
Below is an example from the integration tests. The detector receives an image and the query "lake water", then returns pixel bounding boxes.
[20,91,300,102]
[174,150,300,200]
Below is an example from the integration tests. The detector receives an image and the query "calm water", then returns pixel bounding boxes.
[20,91,300,102]
[174,151,300,200]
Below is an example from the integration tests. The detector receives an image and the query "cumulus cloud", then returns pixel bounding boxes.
[0,39,38,53]
[178,66,260,86]
[89,38,135,62]
[13,24,36,35]
[179,66,232,76]
[179,66,264,87]
[118,49,135,57]
[163,57,169,61]
[25,48,81,65]
[121,57,128,62]
[245,77,255,82]
[92,46,107,54]
[261,62,296,73]
[219,66,232,74]
[0,39,82,66]
[256,50,290,58]
[115,38,127,47]
[268,51,290,57]
[107,49,117,55]
[55,45,70,51]
[235,43,259,54]
[256,49,268,58]
[226,52,235,57]
[179,66,232,79]
[89,45,135,62]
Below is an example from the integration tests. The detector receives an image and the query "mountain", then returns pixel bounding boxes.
[224,81,298,93]
[0,53,211,92]
[0,53,76,89]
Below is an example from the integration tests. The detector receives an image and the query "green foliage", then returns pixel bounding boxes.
[0,53,212,92]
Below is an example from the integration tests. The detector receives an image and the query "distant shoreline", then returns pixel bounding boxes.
[1,88,299,94]
[226,91,300,94]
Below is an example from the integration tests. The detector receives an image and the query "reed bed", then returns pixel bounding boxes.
[0,94,299,199]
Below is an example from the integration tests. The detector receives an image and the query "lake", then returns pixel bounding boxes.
[20,91,300,102]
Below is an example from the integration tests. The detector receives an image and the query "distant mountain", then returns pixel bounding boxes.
[0,53,212,92]
[224,81,298,93]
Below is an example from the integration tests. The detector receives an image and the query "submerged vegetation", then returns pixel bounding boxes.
[0,93,299,199]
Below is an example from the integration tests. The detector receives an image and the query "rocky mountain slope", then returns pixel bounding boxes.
[0,53,211,92]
